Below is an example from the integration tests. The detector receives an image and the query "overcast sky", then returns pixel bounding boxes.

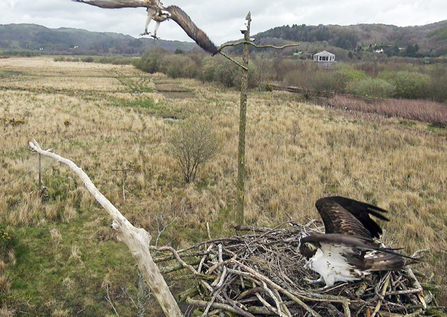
[1,0,447,45]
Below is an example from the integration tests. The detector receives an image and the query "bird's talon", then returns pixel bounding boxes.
[304,277,324,285]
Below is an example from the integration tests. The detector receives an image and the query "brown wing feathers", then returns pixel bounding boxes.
[300,196,417,283]
[166,6,218,55]
[316,196,389,238]
[327,196,389,237]
[72,0,153,8]
[73,0,218,54]
[341,246,406,272]
[311,196,415,268]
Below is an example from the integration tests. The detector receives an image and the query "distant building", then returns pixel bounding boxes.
[313,50,335,67]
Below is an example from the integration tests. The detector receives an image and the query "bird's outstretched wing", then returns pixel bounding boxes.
[316,196,389,238]
[301,233,415,260]
[73,1,218,54]
[72,0,155,8]
[166,5,218,55]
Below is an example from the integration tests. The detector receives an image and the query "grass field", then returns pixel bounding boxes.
[1,56,446,315]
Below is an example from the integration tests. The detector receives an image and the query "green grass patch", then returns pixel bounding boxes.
[115,98,184,119]
[428,123,447,135]
[119,99,158,110]
[9,212,141,315]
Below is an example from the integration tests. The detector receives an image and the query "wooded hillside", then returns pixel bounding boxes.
[3,20,447,57]
[255,20,447,57]
[0,24,198,55]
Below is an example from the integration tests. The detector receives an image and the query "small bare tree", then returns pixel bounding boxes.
[168,118,222,183]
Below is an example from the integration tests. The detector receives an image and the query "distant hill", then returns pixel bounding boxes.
[3,21,447,58]
[0,24,200,55]
[255,20,447,57]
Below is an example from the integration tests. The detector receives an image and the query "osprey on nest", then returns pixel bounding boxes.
[299,196,415,288]
[72,0,218,54]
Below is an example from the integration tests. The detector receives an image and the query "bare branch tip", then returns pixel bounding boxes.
[29,139,42,152]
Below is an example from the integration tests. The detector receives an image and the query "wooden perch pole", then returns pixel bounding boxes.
[28,140,183,317]
[236,12,251,225]
[217,14,297,225]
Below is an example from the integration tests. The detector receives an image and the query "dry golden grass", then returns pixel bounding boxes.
[1,56,447,310]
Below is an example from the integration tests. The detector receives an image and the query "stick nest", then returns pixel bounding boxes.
[153,221,438,317]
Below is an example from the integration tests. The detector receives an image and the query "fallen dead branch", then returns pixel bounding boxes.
[28,140,183,317]
[152,223,438,316]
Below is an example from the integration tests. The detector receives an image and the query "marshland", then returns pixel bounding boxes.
[0,56,446,315]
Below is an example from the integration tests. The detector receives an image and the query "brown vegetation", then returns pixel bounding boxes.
[0,57,446,314]
[168,118,222,183]
[325,95,447,127]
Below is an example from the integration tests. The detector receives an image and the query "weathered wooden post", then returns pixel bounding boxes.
[236,12,251,225]
[112,164,133,202]
[217,14,297,225]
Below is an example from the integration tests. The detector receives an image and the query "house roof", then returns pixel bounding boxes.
[314,50,335,56]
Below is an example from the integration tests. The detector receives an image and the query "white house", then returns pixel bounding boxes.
[313,50,336,67]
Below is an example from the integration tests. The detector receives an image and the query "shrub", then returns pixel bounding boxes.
[427,79,447,103]
[81,56,94,63]
[273,58,302,79]
[232,62,258,90]
[353,61,387,77]
[97,56,135,65]
[378,70,398,83]
[201,56,239,88]
[168,118,222,183]
[285,67,342,96]
[162,54,200,79]
[392,71,430,99]
[379,70,431,99]
[426,65,447,102]
[333,67,368,92]
[346,78,395,99]
[201,56,217,82]
[251,56,275,91]
[133,48,168,73]
[282,62,368,95]
[334,67,367,83]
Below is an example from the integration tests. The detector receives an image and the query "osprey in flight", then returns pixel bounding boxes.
[73,0,218,54]
[299,196,414,288]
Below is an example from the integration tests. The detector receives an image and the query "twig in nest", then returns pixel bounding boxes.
[160,225,434,317]
[150,246,197,274]
[186,298,255,317]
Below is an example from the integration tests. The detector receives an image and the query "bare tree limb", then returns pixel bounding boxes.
[218,50,248,71]
[218,41,298,52]
[251,43,299,50]
[28,139,183,317]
